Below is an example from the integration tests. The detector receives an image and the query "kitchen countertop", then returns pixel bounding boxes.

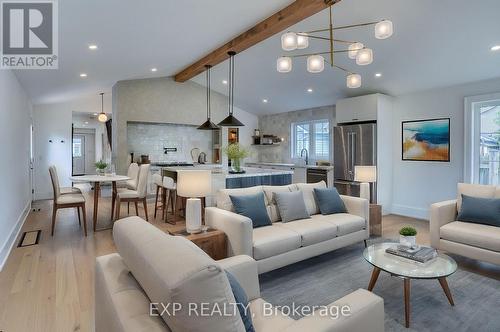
[162,165,293,178]
[246,162,334,171]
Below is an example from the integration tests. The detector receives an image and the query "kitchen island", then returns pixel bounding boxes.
[160,165,293,206]
[162,165,293,188]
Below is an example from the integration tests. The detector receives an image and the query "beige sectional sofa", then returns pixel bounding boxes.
[206,181,370,274]
[430,183,500,265]
[95,216,385,332]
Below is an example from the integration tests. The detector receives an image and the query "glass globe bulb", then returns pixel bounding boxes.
[307,55,324,73]
[356,48,373,65]
[346,74,361,88]
[98,113,108,122]
[276,57,292,73]
[375,20,393,39]
[297,33,309,49]
[281,32,297,51]
[348,42,364,59]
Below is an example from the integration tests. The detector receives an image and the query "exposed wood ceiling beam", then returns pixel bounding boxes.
[174,0,342,82]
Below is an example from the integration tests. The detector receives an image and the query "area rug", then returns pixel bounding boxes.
[260,239,500,332]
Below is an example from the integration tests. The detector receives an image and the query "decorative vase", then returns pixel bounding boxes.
[400,235,417,248]
[96,168,105,176]
[231,158,242,173]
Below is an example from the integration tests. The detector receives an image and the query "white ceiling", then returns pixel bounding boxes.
[14,0,500,115]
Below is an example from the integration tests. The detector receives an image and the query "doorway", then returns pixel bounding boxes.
[72,129,96,175]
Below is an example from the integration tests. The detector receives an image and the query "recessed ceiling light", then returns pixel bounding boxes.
[491,45,500,51]
[84,121,89,125]
[307,88,313,93]
[262,99,268,103]
[375,73,382,77]
[88,44,98,50]
[151,68,157,72]
[93,113,98,116]
[222,80,228,85]
[80,73,87,77]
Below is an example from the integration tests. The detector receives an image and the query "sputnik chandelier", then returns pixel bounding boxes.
[276,2,393,88]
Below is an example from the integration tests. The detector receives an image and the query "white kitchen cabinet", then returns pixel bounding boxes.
[335,94,379,124]
[293,167,306,183]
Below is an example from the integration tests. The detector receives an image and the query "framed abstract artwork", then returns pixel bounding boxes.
[402,118,450,162]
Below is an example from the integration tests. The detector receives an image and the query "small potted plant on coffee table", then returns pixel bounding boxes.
[399,226,417,248]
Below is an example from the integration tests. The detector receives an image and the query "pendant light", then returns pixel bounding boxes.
[97,92,108,122]
[218,51,244,127]
[197,65,219,130]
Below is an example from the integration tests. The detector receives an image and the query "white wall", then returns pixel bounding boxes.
[0,70,32,270]
[33,94,112,200]
[112,77,259,174]
[391,77,500,219]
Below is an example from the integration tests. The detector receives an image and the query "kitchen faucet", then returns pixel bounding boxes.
[300,148,309,165]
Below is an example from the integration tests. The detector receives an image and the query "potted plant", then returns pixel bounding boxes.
[223,143,250,173]
[95,160,108,176]
[399,226,417,248]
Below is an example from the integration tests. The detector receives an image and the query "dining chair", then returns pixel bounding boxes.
[114,164,150,221]
[49,166,87,236]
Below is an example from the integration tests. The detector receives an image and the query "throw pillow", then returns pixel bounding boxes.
[313,187,347,215]
[226,272,255,332]
[230,192,272,228]
[273,191,310,222]
[457,194,500,227]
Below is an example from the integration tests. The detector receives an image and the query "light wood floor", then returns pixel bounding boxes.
[0,188,498,331]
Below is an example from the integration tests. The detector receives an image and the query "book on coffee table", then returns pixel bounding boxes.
[386,245,437,263]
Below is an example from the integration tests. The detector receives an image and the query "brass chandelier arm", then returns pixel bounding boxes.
[282,48,362,58]
[304,20,380,34]
[296,33,356,44]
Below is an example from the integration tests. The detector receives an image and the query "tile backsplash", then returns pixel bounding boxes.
[127,122,213,163]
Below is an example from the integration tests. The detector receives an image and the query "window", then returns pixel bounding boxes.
[73,138,82,157]
[291,120,330,160]
[479,105,500,185]
[465,94,500,185]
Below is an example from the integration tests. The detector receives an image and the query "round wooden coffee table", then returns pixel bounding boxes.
[363,242,457,328]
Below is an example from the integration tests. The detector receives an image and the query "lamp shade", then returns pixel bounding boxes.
[281,32,298,51]
[375,20,393,39]
[346,74,361,88]
[356,48,373,65]
[354,166,377,183]
[177,170,212,197]
[296,33,309,49]
[277,57,292,73]
[348,42,364,59]
[307,55,324,73]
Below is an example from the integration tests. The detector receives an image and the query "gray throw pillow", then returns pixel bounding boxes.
[457,194,500,227]
[273,191,310,223]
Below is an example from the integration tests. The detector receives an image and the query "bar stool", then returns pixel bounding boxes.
[152,173,164,219]
[162,176,177,225]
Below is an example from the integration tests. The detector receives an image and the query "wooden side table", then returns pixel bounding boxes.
[369,204,382,236]
[169,228,227,260]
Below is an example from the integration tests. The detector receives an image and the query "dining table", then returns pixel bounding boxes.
[69,174,130,231]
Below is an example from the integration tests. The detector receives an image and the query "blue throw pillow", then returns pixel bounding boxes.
[313,187,347,215]
[230,192,272,228]
[457,194,500,227]
[226,271,255,332]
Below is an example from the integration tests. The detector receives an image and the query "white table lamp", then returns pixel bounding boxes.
[177,170,212,234]
[354,166,377,202]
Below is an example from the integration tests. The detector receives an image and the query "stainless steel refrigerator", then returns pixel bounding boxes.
[333,122,377,202]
